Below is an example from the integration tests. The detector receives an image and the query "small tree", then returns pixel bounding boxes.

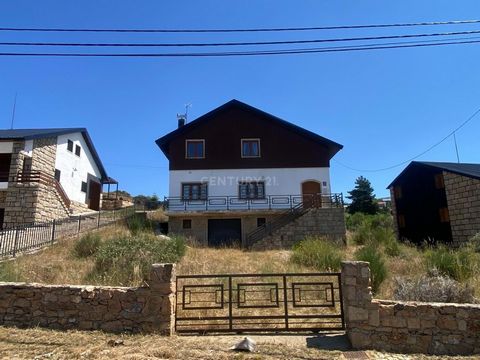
[347,176,379,215]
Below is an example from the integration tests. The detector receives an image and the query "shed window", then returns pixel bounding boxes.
[54,169,61,182]
[81,181,88,193]
[75,145,81,157]
[439,207,450,223]
[434,173,445,189]
[67,140,73,152]
[257,217,266,227]
[182,183,207,200]
[239,181,265,199]
[183,219,192,229]
[398,214,406,228]
[394,186,402,200]
[186,140,204,159]
[241,139,260,158]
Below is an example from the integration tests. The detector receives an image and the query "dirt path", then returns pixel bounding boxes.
[0,327,477,359]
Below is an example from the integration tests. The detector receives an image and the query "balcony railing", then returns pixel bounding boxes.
[165,193,343,212]
[15,170,71,209]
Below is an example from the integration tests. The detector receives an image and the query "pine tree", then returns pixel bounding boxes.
[347,176,379,214]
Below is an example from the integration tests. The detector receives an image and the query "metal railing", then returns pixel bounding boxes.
[245,193,343,248]
[165,193,343,212]
[0,205,139,259]
[15,170,71,208]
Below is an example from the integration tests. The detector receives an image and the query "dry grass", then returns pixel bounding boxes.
[0,224,129,285]
[0,326,477,360]
[177,246,310,275]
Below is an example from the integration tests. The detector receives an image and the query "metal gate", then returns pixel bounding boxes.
[175,273,344,333]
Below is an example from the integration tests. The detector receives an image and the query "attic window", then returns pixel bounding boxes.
[186,140,204,159]
[241,139,260,158]
[75,145,81,157]
[67,140,73,152]
[434,173,445,189]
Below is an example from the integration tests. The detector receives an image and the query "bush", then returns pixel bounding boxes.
[90,233,186,286]
[349,213,395,246]
[126,214,154,235]
[355,245,387,294]
[424,246,476,282]
[73,233,101,258]
[345,212,367,232]
[291,237,344,271]
[469,233,480,252]
[394,270,476,303]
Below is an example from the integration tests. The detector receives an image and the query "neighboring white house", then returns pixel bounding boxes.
[156,99,345,247]
[0,128,116,228]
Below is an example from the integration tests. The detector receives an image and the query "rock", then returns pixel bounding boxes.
[230,337,256,352]
[107,339,124,347]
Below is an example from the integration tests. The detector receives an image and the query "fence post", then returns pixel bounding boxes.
[51,219,56,244]
[12,228,19,257]
[77,215,82,235]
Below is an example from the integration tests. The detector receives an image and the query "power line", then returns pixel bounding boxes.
[2,29,480,48]
[1,38,480,57]
[334,106,480,173]
[1,19,480,33]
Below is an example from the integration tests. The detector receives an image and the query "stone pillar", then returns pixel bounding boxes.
[145,263,176,335]
[341,261,378,349]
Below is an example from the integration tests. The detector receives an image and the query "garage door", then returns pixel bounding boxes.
[208,219,241,247]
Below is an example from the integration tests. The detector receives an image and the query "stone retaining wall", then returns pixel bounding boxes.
[341,261,480,355]
[251,207,346,250]
[444,171,480,246]
[0,264,176,334]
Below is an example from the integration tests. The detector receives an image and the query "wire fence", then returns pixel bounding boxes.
[0,205,141,259]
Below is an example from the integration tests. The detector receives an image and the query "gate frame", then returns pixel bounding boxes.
[175,272,345,334]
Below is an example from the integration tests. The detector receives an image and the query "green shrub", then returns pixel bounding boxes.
[469,233,480,252]
[355,245,387,294]
[126,214,154,235]
[425,246,476,281]
[73,233,101,258]
[384,236,401,257]
[291,237,344,271]
[90,233,186,286]
[0,261,22,282]
[345,212,367,232]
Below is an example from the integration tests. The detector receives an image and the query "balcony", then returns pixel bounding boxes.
[165,193,343,213]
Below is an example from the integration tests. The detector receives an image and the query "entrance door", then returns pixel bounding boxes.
[302,181,321,208]
[208,219,241,247]
[88,180,101,211]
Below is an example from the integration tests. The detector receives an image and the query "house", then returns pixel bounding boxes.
[156,99,346,248]
[0,128,117,228]
[388,161,480,246]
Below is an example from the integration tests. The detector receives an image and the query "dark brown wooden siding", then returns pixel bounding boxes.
[167,107,332,170]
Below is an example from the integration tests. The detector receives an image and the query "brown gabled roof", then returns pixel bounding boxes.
[155,99,343,160]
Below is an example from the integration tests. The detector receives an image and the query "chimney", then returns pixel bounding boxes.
[177,114,186,128]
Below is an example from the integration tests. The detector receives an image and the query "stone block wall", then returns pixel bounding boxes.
[443,171,480,246]
[251,207,346,250]
[3,137,70,227]
[0,264,176,334]
[341,261,480,355]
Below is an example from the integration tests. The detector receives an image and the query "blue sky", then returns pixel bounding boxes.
[1,1,480,199]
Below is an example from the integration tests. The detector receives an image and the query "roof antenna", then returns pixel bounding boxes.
[176,103,191,128]
[10,93,17,129]
[453,131,460,163]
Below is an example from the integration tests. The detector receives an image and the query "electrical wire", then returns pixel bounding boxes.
[333,107,480,172]
[1,38,480,57]
[1,19,480,33]
[2,29,480,48]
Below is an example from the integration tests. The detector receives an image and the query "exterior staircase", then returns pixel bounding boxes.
[245,194,343,249]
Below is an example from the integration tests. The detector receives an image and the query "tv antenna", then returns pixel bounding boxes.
[176,103,192,125]
[10,93,17,129]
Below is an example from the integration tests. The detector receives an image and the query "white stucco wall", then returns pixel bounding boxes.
[169,167,331,198]
[0,141,13,154]
[55,133,102,204]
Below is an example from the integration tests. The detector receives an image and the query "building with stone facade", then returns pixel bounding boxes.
[0,128,116,228]
[388,161,480,246]
[156,99,346,248]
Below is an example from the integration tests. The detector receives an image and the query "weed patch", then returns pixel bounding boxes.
[291,237,344,271]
